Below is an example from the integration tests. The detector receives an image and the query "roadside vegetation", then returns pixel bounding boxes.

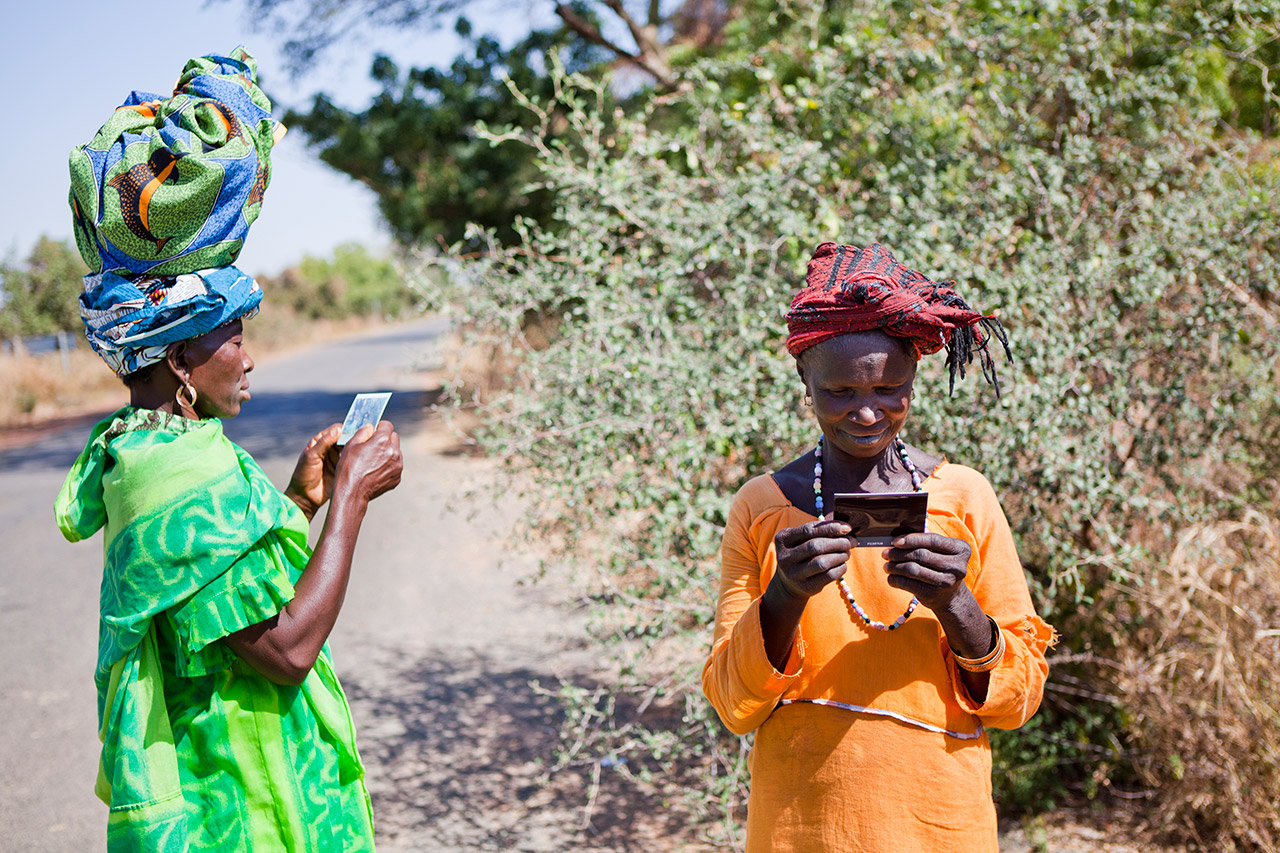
[347,1,1277,849]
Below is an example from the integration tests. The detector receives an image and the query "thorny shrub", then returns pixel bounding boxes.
[411,1,1280,848]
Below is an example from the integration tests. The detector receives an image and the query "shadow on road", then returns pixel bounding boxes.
[0,387,443,475]
[344,648,700,852]
[0,412,112,474]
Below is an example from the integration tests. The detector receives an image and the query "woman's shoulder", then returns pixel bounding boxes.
[925,460,1004,508]
[731,472,790,509]
[724,473,802,548]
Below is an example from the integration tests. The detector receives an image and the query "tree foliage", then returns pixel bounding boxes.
[258,242,420,319]
[415,0,1280,848]
[283,18,609,246]
[247,0,732,244]
[234,0,729,82]
[0,238,89,339]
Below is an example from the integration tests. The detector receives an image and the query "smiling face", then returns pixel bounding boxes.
[798,330,917,462]
[179,319,255,419]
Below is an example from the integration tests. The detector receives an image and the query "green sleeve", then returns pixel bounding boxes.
[164,531,296,677]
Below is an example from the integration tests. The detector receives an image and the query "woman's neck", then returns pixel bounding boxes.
[824,441,911,494]
[129,384,187,418]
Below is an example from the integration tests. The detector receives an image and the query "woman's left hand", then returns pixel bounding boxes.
[883,531,998,666]
[881,532,974,615]
[285,423,342,521]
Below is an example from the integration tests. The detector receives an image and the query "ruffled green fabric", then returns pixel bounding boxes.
[166,535,296,677]
[55,407,374,851]
[55,407,207,543]
[55,406,307,713]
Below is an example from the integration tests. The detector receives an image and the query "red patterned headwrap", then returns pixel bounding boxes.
[785,242,1010,392]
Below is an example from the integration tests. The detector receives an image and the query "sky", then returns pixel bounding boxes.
[0,0,549,278]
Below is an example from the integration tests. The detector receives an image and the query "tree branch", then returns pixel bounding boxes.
[602,0,670,76]
[554,2,674,86]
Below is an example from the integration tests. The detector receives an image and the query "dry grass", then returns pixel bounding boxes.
[426,326,520,449]
[1111,511,1280,852]
[0,347,127,426]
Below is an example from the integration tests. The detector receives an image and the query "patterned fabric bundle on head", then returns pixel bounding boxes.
[68,47,281,277]
[68,47,280,377]
[786,242,1011,393]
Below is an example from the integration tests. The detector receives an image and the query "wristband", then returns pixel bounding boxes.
[953,617,1005,673]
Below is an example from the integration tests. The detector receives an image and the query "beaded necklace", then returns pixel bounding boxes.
[814,434,925,631]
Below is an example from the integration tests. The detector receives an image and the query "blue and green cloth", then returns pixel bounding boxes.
[78,266,262,376]
[69,47,280,278]
[69,47,279,376]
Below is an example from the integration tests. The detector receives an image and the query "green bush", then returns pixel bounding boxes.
[416,1,1280,847]
[262,243,419,320]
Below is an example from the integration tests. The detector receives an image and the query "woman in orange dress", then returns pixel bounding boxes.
[702,242,1055,852]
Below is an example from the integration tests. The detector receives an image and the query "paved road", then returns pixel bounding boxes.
[0,318,618,852]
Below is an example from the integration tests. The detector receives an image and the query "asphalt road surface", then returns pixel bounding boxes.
[0,318,633,852]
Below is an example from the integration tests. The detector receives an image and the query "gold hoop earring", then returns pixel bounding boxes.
[176,381,198,412]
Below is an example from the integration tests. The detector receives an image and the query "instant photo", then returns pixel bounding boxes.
[831,492,929,547]
[337,392,393,445]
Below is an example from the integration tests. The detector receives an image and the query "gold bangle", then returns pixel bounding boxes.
[954,617,1005,673]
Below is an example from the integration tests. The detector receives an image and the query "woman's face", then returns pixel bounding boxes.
[182,320,255,419]
[798,330,917,461]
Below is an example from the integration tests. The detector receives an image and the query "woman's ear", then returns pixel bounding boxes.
[164,341,190,384]
[796,360,813,406]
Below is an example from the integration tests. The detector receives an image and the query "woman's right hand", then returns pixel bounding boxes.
[228,420,403,685]
[333,421,403,505]
[759,519,854,671]
[770,519,854,601]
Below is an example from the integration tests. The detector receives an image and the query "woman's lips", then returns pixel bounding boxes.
[841,428,884,444]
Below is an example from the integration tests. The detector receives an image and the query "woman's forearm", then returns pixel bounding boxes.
[225,490,368,684]
[935,588,998,703]
[224,422,402,684]
[760,578,808,672]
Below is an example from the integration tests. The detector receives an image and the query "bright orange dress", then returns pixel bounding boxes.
[702,462,1054,853]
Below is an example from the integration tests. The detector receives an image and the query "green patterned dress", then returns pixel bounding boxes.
[56,407,375,852]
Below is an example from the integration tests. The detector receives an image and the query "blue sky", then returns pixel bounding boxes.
[0,0,546,277]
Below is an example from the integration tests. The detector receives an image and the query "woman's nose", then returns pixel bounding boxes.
[852,404,878,425]
[243,351,255,373]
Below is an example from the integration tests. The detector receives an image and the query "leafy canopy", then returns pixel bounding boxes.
[0,238,89,339]
[283,18,611,246]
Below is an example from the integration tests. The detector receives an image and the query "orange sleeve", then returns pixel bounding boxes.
[939,470,1056,729]
[701,484,804,736]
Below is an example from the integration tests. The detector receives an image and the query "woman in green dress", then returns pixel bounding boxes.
[55,48,402,851]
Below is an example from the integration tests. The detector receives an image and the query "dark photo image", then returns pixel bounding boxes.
[832,492,929,547]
